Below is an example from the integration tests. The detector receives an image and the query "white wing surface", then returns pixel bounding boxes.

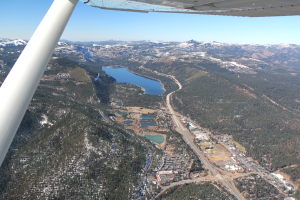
[82,0,300,17]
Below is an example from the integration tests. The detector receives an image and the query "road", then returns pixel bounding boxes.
[139,66,289,199]
[156,176,213,198]
[164,74,246,200]
[156,173,252,199]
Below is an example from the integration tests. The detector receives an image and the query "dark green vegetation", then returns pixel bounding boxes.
[190,159,205,173]
[235,174,284,200]
[0,46,25,82]
[145,59,300,172]
[0,58,147,199]
[166,130,198,161]
[0,46,24,67]
[112,82,163,108]
[157,183,236,200]
[283,166,300,184]
[92,70,115,104]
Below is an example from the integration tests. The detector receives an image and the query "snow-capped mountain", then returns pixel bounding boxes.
[0,39,27,47]
[2,38,300,75]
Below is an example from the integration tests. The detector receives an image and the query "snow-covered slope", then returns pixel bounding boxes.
[0,39,27,47]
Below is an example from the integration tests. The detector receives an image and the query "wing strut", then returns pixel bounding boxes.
[0,0,78,166]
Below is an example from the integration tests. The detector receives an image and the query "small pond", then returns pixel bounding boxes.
[140,120,156,128]
[144,135,165,144]
[141,114,156,120]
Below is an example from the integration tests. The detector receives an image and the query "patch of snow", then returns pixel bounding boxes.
[177,42,193,48]
[84,132,102,156]
[57,41,68,46]
[197,52,254,73]
[201,41,226,47]
[150,41,164,44]
[272,173,284,180]
[277,43,292,48]
[272,172,294,191]
[40,114,53,127]
[224,164,240,172]
[284,197,295,200]
[92,43,101,47]
[227,61,248,69]
[0,39,27,47]
[42,186,51,196]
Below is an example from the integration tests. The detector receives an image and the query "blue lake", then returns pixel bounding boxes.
[102,67,164,95]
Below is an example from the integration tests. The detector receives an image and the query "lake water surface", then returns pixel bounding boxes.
[141,114,156,120]
[102,67,164,95]
[144,135,165,144]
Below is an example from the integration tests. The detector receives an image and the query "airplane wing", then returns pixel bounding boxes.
[83,0,300,17]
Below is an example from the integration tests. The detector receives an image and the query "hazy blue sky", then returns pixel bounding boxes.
[1,0,300,44]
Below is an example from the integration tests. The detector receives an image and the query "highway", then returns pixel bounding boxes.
[156,173,252,199]
[156,176,213,198]
[139,65,289,199]
[164,74,246,200]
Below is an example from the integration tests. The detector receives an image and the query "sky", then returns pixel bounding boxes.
[1,0,300,44]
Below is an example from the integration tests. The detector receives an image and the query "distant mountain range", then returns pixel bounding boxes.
[0,39,27,47]
[1,38,299,47]
[2,38,300,75]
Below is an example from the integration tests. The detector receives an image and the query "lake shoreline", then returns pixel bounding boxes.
[128,69,166,94]
[102,66,165,95]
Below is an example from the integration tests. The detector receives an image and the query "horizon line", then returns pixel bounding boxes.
[1,37,300,46]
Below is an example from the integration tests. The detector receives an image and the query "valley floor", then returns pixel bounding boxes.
[110,67,297,200]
